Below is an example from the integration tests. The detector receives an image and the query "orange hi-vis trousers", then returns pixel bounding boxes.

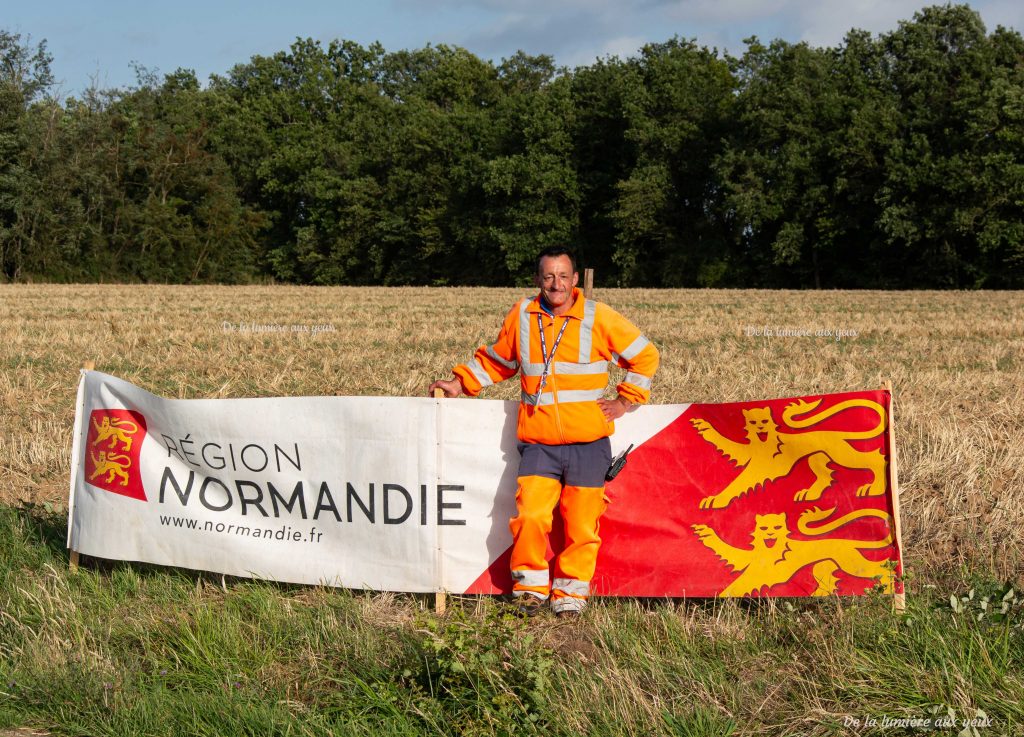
[509,475,609,614]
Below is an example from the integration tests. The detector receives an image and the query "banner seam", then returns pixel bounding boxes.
[435,395,445,593]
[66,369,88,550]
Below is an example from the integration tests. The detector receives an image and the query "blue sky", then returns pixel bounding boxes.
[6,0,1022,97]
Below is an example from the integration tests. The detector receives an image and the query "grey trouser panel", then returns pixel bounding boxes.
[516,438,612,488]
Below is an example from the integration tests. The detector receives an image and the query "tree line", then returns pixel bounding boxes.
[2,4,1022,288]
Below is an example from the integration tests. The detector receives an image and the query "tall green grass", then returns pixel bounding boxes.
[1,504,1021,736]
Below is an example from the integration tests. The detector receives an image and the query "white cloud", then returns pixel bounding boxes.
[598,35,649,59]
[665,0,792,25]
[560,35,648,67]
[397,0,1024,68]
[792,0,928,47]
[449,3,623,60]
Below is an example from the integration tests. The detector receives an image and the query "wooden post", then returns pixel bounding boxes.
[883,379,906,612]
[432,386,448,615]
[583,268,594,300]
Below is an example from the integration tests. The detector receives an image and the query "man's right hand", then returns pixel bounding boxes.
[428,378,463,398]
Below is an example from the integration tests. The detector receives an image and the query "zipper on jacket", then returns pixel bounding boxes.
[546,315,568,444]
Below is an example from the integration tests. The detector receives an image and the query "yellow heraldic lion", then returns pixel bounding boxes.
[89,451,132,487]
[691,398,887,509]
[691,506,895,596]
[91,416,140,452]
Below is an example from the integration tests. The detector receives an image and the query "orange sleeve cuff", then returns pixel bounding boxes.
[451,365,481,397]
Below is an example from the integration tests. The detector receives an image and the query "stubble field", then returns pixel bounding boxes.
[1,284,1022,736]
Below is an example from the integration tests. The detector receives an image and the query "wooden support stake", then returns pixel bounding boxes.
[433,386,448,615]
[83,360,95,371]
[883,379,906,612]
[583,268,594,300]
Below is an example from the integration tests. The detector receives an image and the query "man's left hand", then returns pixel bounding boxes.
[597,396,632,421]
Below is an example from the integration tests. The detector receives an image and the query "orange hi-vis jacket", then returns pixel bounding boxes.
[453,288,659,445]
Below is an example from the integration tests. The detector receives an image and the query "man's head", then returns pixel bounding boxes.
[534,246,577,277]
[534,246,579,314]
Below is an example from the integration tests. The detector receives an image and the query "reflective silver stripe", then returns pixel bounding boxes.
[619,335,650,361]
[551,596,586,614]
[511,568,549,588]
[553,360,608,375]
[578,299,596,362]
[518,301,545,375]
[521,388,604,406]
[623,371,652,390]
[525,360,605,377]
[520,300,602,376]
[557,389,604,403]
[552,578,590,597]
[466,359,493,388]
[521,362,544,377]
[485,345,518,371]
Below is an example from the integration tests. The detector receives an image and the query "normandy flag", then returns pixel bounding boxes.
[468,390,904,599]
[69,371,903,599]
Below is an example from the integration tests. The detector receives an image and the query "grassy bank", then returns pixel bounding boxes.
[1,504,1021,736]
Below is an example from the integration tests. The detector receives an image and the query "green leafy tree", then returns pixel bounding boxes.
[876,5,1024,286]
[0,30,54,280]
[570,56,635,280]
[80,69,263,281]
[608,39,736,286]
[209,38,362,283]
[485,54,579,284]
[371,44,502,284]
[4,8,1023,287]
[718,39,851,287]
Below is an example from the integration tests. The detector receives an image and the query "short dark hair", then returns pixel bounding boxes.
[535,246,578,275]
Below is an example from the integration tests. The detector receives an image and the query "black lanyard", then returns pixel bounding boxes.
[535,313,569,404]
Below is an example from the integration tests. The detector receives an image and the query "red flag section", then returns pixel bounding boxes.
[83,409,148,501]
[465,390,902,598]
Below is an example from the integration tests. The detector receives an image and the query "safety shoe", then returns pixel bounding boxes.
[513,595,547,617]
[550,596,586,618]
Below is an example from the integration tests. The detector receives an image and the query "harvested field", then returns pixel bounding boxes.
[1,284,1022,585]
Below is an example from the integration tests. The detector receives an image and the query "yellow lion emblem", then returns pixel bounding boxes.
[89,451,132,487]
[691,398,887,509]
[691,507,895,596]
[91,416,140,452]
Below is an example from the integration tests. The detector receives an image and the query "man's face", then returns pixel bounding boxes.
[535,255,578,311]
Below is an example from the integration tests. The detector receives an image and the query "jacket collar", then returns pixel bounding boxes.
[527,287,585,320]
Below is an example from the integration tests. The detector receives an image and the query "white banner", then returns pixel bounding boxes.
[68,371,683,592]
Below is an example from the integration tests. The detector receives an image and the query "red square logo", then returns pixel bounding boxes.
[83,409,148,501]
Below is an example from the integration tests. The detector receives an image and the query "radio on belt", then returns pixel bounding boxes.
[605,444,634,481]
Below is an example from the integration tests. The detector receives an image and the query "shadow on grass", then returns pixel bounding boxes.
[11,501,68,559]
[0,501,922,623]
[1,501,303,593]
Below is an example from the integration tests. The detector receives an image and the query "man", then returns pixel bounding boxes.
[429,246,659,616]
